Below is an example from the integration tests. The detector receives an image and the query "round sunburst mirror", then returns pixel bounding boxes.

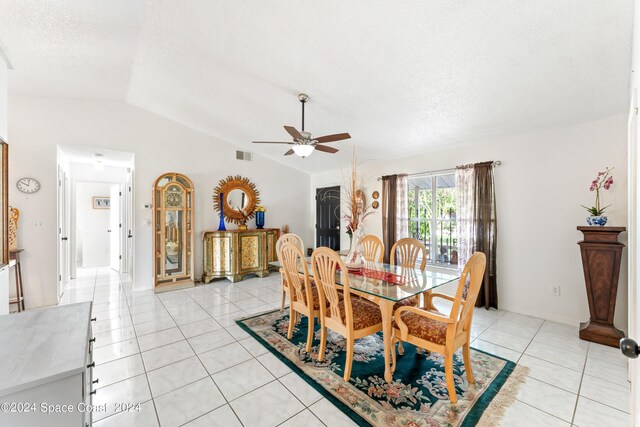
[213,175,260,225]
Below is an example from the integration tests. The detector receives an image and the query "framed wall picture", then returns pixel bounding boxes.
[93,196,110,209]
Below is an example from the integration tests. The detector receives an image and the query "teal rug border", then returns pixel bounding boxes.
[236,310,516,427]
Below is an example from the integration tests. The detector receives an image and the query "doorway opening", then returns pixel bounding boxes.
[315,186,341,250]
[75,182,116,269]
[57,145,135,300]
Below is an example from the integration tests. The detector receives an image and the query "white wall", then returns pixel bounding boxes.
[9,96,312,308]
[70,163,130,183]
[0,62,7,141]
[311,115,629,329]
[76,182,111,267]
[0,56,9,311]
[627,1,639,423]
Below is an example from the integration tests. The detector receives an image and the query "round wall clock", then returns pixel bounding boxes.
[16,177,40,194]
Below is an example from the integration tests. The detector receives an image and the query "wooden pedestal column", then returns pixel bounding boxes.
[577,226,625,347]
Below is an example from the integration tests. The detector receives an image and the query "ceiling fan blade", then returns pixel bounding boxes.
[315,132,351,143]
[252,141,293,144]
[284,149,295,156]
[284,125,303,140]
[314,144,339,154]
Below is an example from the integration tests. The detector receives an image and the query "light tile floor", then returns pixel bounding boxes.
[59,267,631,427]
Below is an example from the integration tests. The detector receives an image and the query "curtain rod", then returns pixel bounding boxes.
[376,160,501,181]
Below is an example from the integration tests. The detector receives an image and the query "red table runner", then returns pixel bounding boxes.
[339,266,415,285]
[306,260,416,285]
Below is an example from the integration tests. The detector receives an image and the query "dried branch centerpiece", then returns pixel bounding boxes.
[342,149,374,267]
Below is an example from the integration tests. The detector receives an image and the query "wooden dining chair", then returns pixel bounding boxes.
[280,241,322,352]
[311,247,383,381]
[391,252,487,403]
[360,234,384,263]
[390,238,427,310]
[390,238,428,271]
[276,233,304,312]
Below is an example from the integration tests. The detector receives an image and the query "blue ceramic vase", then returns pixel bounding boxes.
[587,215,607,226]
[255,211,265,229]
[218,193,227,231]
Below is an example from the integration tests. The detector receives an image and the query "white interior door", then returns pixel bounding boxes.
[109,184,121,272]
[57,166,69,299]
[123,172,134,274]
[64,174,71,283]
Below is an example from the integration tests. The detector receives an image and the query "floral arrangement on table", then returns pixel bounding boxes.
[582,166,614,226]
[343,150,374,238]
[342,150,375,266]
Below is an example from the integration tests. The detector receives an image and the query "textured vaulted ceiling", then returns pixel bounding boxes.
[0,1,634,173]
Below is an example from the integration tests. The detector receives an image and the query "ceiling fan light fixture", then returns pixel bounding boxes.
[292,144,315,158]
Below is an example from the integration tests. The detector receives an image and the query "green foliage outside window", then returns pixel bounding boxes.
[408,176,458,265]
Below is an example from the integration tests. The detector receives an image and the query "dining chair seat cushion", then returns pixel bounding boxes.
[300,282,326,310]
[392,296,419,310]
[394,309,448,345]
[328,298,382,330]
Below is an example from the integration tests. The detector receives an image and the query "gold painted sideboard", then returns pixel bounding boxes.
[202,228,280,283]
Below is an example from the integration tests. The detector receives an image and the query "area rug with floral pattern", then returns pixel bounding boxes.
[237,310,528,427]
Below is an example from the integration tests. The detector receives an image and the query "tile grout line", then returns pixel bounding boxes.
[273,406,322,427]
[475,314,585,424]
[160,288,247,427]
[512,318,581,424]
[577,394,631,416]
[523,350,632,404]
[97,268,162,427]
[121,269,164,427]
[187,279,301,425]
[515,318,546,364]
[514,321,630,423]
[516,399,575,425]
[570,342,590,425]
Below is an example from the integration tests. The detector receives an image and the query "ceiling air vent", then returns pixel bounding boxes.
[236,151,252,161]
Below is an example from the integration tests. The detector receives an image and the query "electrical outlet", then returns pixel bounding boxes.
[551,286,561,296]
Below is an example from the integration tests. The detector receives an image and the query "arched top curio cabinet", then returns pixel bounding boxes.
[153,173,194,291]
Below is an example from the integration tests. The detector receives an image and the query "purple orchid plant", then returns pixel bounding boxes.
[582,167,614,216]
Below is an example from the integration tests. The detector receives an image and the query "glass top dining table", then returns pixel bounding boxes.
[269,259,461,302]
